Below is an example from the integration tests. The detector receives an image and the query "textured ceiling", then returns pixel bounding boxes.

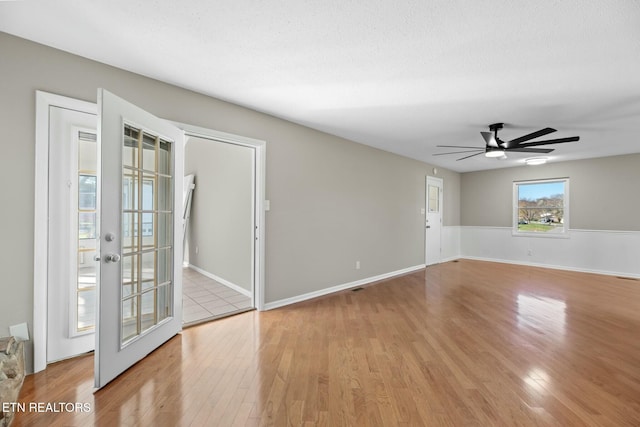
[1,0,639,172]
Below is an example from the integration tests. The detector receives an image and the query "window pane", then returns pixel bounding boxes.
[142,177,154,210]
[79,175,97,210]
[428,185,439,213]
[517,181,566,233]
[141,290,156,333]
[77,289,96,331]
[123,173,138,210]
[158,213,172,248]
[122,254,138,297]
[122,212,138,253]
[77,249,97,290]
[123,127,139,168]
[78,138,97,172]
[78,212,96,239]
[142,134,156,172]
[158,140,171,175]
[157,284,171,322]
[122,297,138,342]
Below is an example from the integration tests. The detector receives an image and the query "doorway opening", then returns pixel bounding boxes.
[181,135,257,325]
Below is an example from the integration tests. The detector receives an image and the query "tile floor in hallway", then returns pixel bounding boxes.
[182,267,253,325]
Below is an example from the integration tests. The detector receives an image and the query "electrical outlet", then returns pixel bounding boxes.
[10,323,30,342]
[195,246,199,254]
[356,261,360,270]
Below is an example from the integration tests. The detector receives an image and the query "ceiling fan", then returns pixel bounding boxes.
[435,123,580,161]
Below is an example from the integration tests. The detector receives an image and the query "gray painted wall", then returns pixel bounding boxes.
[185,137,254,291]
[0,32,460,371]
[461,154,640,230]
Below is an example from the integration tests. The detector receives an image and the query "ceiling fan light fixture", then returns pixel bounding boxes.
[525,157,548,166]
[485,149,505,158]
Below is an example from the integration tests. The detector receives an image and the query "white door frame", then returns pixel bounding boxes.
[175,122,266,311]
[34,91,97,373]
[34,94,267,374]
[425,176,443,266]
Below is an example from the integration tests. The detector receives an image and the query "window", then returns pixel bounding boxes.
[428,184,439,213]
[513,178,569,236]
[75,130,97,334]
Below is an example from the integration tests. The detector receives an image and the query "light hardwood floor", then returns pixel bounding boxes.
[13,260,640,426]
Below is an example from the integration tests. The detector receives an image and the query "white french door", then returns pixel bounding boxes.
[95,89,184,389]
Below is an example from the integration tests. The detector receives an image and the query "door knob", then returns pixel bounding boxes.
[426,226,431,229]
[105,253,121,263]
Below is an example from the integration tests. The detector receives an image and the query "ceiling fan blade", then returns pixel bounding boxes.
[436,145,483,149]
[457,152,485,161]
[507,127,557,145]
[507,147,555,153]
[433,150,484,156]
[517,136,580,147]
[481,131,498,147]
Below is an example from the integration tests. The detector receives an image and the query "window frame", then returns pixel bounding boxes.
[513,178,570,238]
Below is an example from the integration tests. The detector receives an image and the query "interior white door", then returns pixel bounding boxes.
[95,89,184,389]
[425,176,443,266]
[47,106,97,362]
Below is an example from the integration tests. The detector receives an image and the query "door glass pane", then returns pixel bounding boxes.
[122,297,138,342]
[157,248,171,285]
[158,140,171,175]
[142,133,157,172]
[74,131,97,334]
[123,127,139,168]
[120,123,174,346]
[78,137,98,171]
[122,172,137,210]
[122,254,137,297]
[157,176,172,211]
[158,213,172,248]
[141,290,156,333]
[77,289,96,330]
[79,175,97,209]
[122,213,138,254]
[157,284,171,322]
[428,184,439,213]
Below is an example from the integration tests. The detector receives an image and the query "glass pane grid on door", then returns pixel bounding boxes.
[121,124,173,346]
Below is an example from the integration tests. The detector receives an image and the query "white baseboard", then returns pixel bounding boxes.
[263,264,426,311]
[460,256,640,280]
[186,264,252,297]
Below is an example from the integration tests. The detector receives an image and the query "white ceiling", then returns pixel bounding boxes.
[2,0,639,172]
